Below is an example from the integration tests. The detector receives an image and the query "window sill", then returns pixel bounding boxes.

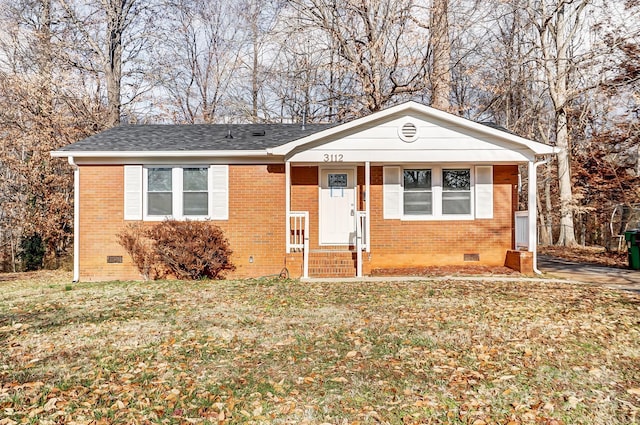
[400,214,475,221]
[142,215,219,221]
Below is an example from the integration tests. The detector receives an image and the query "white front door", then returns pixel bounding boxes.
[320,168,356,245]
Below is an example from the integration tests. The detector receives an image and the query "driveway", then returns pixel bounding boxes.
[538,255,640,293]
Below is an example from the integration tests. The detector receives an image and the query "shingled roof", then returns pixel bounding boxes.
[56,123,336,152]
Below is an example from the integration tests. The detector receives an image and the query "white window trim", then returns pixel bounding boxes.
[398,164,475,221]
[142,165,226,221]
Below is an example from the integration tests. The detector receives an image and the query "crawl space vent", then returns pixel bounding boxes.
[398,122,418,142]
[107,255,123,264]
[464,253,480,262]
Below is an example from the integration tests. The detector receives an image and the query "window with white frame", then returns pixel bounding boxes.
[129,165,228,221]
[182,167,208,216]
[147,168,173,216]
[403,169,432,215]
[442,169,471,215]
[384,165,490,220]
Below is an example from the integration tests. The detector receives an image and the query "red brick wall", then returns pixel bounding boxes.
[77,163,518,281]
[290,166,319,249]
[77,165,139,281]
[224,164,287,277]
[364,165,518,269]
[77,164,288,281]
[505,250,534,274]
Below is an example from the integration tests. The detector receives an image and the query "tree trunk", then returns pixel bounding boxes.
[552,2,576,246]
[429,0,451,112]
[38,0,53,118]
[251,29,258,122]
[545,162,553,242]
[537,188,551,245]
[106,0,124,127]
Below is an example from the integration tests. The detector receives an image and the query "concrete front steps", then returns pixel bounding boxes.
[309,250,356,278]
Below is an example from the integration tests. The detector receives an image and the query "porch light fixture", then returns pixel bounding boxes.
[398,121,418,142]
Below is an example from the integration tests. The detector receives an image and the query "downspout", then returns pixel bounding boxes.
[68,156,79,282]
[285,160,291,253]
[531,157,551,275]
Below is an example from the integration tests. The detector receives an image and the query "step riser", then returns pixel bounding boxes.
[308,251,356,278]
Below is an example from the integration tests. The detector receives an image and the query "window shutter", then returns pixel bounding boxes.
[124,165,143,220]
[475,165,493,219]
[210,165,228,220]
[383,166,402,219]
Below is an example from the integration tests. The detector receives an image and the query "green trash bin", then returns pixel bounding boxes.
[625,230,640,270]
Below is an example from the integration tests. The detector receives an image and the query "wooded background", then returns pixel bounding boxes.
[0,0,638,271]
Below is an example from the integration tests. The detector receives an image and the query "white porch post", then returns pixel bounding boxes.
[365,161,370,253]
[285,161,291,252]
[528,160,538,270]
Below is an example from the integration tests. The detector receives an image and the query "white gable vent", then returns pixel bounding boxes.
[398,121,418,142]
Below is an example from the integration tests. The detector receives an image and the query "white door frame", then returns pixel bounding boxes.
[318,166,358,246]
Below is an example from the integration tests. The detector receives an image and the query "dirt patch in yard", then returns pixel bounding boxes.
[371,264,520,276]
[539,245,627,268]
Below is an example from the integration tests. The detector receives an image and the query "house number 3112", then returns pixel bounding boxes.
[323,154,343,162]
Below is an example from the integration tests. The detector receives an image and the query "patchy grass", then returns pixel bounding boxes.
[1,272,639,424]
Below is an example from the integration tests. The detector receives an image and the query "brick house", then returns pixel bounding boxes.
[52,101,557,281]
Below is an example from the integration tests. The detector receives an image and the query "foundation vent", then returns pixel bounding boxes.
[107,256,123,264]
[463,253,480,262]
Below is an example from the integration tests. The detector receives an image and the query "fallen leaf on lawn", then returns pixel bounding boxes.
[330,377,348,383]
[166,388,180,402]
[346,350,358,358]
[43,397,58,412]
[588,368,602,378]
[566,396,581,409]
[627,388,640,395]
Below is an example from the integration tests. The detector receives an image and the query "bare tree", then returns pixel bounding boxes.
[159,0,242,123]
[57,0,157,126]
[288,0,430,116]
[0,0,107,270]
[525,0,595,246]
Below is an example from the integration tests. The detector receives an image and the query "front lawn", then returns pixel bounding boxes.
[1,272,639,424]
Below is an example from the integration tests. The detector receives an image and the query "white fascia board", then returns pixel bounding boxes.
[51,149,270,158]
[288,148,536,163]
[268,101,559,156]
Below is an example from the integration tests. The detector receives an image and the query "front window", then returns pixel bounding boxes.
[403,169,432,215]
[144,165,226,220]
[183,167,208,216]
[148,168,173,215]
[442,169,471,214]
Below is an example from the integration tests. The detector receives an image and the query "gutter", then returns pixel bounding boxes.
[51,149,272,158]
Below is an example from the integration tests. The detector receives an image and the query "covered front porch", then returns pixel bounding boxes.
[285,162,370,279]
[282,160,540,279]
[263,102,556,279]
